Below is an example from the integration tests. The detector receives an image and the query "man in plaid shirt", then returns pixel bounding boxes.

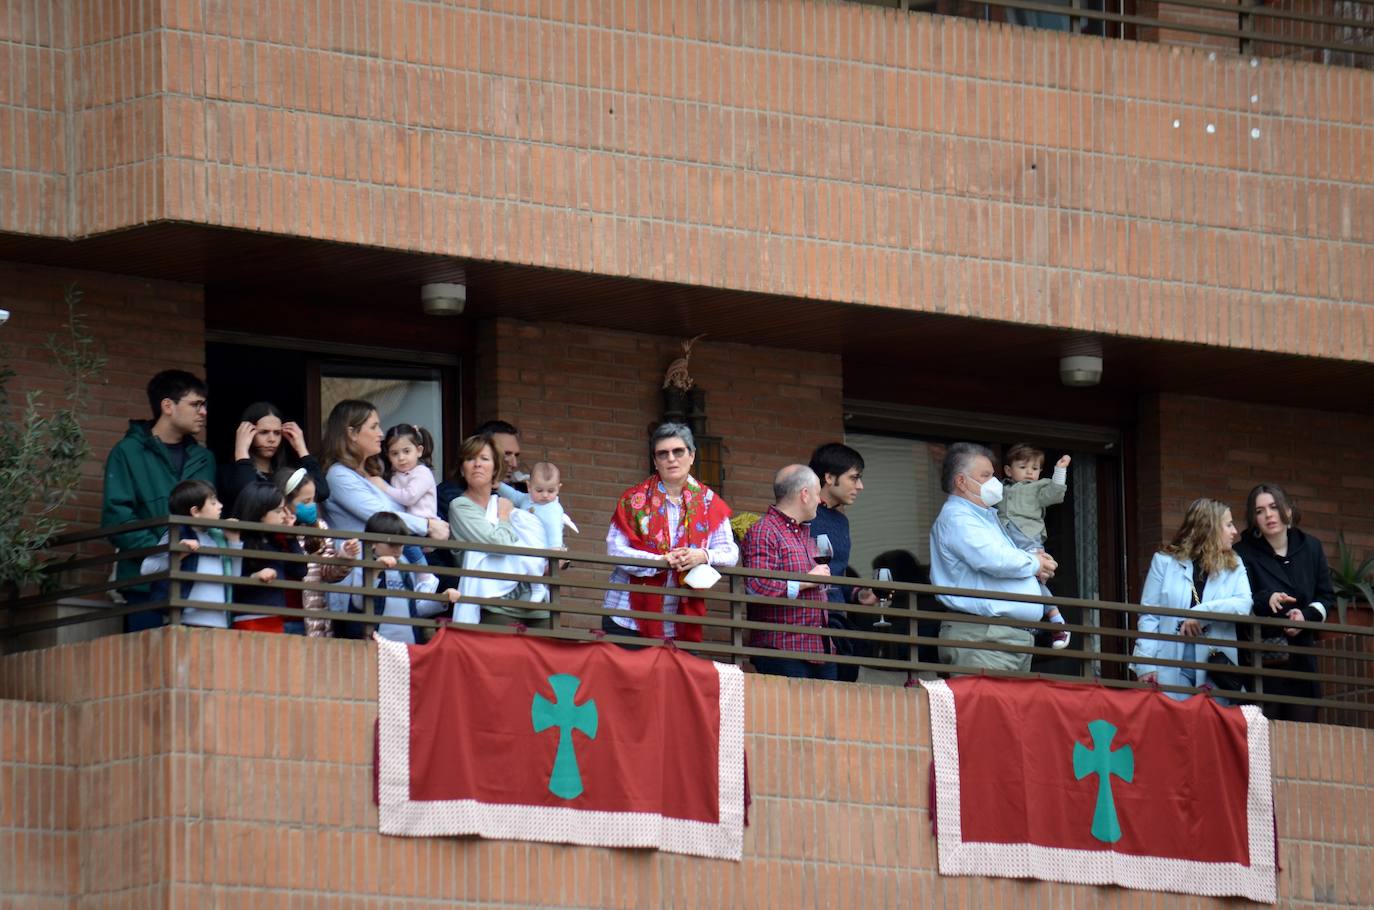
[744,464,837,679]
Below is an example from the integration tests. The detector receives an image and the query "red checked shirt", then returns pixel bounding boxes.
[743,506,831,656]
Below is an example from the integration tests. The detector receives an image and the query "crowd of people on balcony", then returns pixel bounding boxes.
[102,369,1334,718]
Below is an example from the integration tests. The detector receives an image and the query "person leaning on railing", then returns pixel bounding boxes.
[447,434,551,629]
[601,422,737,644]
[339,511,460,642]
[743,465,837,680]
[138,479,241,629]
[1233,483,1334,723]
[928,442,1058,674]
[228,481,308,634]
[1131,498,1253,702]
[318,399,451,544]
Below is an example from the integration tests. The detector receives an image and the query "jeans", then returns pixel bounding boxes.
[1179,642,1200,688]
[751,654,840,680]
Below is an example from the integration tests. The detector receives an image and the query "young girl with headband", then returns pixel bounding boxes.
[275,466,361,636]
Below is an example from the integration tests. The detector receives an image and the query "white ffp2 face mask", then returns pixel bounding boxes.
[967,474,1004,507]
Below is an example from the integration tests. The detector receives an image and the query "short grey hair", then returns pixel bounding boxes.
[773,464,819,503]
[941,442,994,494]
[649,422,696,456]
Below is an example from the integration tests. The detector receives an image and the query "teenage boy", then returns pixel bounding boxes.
[101,369,216,631]
[807,442,879,609]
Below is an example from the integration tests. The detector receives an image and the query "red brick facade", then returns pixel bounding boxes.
[2,0,1372,362]
[478,317,844,520]
[2,628,1370,907]
[2,1,1374,903]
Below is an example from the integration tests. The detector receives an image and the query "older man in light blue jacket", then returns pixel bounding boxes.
[930,442,1058,673]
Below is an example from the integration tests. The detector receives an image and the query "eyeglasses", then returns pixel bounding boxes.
[653,446,690,462]
[178,398,208,413]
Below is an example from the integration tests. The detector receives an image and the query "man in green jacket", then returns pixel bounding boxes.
[101,369,216,631]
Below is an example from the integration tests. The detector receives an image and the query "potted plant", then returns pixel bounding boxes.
[1330,532,1374,627]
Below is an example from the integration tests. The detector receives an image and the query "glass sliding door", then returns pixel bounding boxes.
[840,420,1124,675]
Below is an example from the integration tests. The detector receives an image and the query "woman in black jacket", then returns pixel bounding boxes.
[219,401,330,513]
[1233,483,1335,722]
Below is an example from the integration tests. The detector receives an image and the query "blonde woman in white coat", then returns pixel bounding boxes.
[1131,498,1252,701]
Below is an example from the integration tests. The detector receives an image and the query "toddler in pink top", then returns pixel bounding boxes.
[371,424,438,520]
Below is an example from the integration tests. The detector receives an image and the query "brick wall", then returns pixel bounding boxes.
[1134,392,1374,590]
[0,0,67,237]
[0,261,206,530]
[479,317,845,521]
[1137,0,1243,54]
[478,316,844,626]
[0,0,166,237]
[0,699,75,908]
[1,627,1371,907]
[2,0,1372,364]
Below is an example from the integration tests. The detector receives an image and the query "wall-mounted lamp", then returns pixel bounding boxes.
[1059,354,1103,387]
[420,282,466,317]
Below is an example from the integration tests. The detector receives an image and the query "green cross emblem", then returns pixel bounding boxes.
[530,674,598,800]
[1072,719,1134,843]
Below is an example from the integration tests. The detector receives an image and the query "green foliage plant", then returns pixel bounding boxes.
[1331,531,1374,626]
[0,286,106,593]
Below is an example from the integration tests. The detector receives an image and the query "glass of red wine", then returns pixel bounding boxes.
[813,534,833,598]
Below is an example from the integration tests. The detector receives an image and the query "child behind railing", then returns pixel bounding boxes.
[338,511,459,643]
[231,481,308,634]
[274,466,361,638]
[139,479,242,628]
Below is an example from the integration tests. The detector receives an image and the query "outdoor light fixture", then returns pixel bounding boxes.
[420,282,466,316]
[1059,354,1104,387]
[0,309,9,325]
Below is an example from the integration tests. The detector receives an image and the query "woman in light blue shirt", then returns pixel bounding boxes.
[318,399,451,542]
[1131,498,1252,700]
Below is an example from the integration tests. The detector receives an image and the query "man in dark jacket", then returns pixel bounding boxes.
[101,370,216,631]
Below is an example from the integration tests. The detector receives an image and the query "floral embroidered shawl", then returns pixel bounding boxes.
[610,474,732,641]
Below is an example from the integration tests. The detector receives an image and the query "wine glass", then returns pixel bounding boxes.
[872,568,893,629]
[813,534,833,566]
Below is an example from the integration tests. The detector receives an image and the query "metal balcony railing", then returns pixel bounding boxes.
[4,517,1373,726]
[850,0,1374,67]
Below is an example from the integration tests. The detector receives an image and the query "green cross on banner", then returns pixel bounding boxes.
[531,673,599,800]
[1072,718,1134,843]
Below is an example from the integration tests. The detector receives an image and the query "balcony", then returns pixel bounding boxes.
[7,517,1372,725]
[850,0,1374,67]
[2,518,1372,907]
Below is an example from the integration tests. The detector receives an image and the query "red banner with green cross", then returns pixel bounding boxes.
[376,627,745,860]
[922,677,1276,903]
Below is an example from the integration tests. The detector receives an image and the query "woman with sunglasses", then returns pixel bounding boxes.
[600,422,737,644]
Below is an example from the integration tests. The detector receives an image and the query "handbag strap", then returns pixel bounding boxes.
[1189,561,1207,607]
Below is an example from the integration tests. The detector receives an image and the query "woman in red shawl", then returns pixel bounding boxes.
[602,423,737,642]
